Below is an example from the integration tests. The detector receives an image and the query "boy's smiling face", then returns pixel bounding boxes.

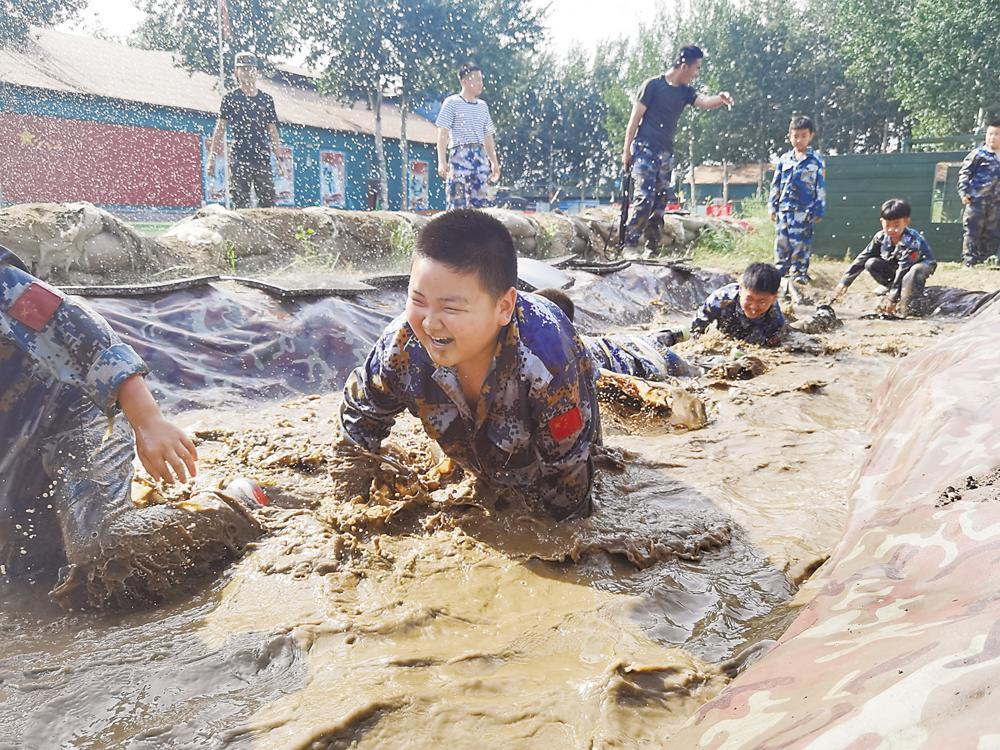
[406,255,515,371]
[739,285,777,320]
[986,125,1000,152]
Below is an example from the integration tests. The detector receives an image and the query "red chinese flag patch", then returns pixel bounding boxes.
[909,250,920,262]
[548,406,583,442]
[9,282,63,331]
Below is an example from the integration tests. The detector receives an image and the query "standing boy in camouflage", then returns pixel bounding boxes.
[0,247,263,609]
[690,263,786,347]
[769,116,826,286]
[833,199,936,317]
[958,120,1000,266]
[435,62,501,210]
[620,45,733,257]
[339,210,600,521]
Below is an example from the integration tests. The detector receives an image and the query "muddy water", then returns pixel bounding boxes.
[0,283,955,749]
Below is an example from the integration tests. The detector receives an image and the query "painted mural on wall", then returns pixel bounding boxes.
[0,112,202,207]
[271,146,295,206]
[202,137,226,205]
[319,150,346,208]
[410,160,429,210]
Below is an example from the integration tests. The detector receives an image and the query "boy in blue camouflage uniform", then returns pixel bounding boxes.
[340,210,600,521]
[620,46,733,256]
[958,120,1000,266]
[690,263,786,347]
[435,62,501,210]
[833,199,937,317]
[769,116,826,285]
[0,247,262,609]
[532,288,702,379]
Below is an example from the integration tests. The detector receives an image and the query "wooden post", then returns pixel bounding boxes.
[722,160,729,205]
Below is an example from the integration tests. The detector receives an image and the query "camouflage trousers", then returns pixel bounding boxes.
[623,141,674,249]
[447,145,491,210]
[962,198,1000,265]
[0,393,260,609]
[866,257,936,316]
[774,210,815,278]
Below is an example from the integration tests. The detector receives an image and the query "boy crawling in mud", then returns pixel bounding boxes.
[690,263,786,347]
[833,199,936,317]
[0,247,263,609]
[339,210,601,521]
[532,287,702,379]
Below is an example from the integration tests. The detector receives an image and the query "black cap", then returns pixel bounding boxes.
[234,52,259,69]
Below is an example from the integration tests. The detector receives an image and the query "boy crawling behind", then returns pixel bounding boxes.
[833,198,936,316]
[339,210,601,521]
[690,263,786,347]
[532,287,701,379]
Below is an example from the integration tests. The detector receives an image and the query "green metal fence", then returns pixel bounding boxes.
[815,151,968,262]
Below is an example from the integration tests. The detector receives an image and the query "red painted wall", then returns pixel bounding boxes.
[0,112,202,206]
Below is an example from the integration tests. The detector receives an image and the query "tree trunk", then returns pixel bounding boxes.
[400,90,409,211]
[374,88,389,210]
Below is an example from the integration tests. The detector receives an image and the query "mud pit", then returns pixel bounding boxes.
[0,262,978,748]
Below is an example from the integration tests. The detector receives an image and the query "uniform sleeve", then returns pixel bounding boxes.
[484,102,496,137]
[339,336,407,451]
[768,160,783,214]
[530,347,597,521]
[839,233,881,288]
[637,78,656,108]
[690,290,722,337]
[957,149,978,199]
[685,85,698,106]
[434,98,455,129]
[810,158,826,218]
[0,263,148,414]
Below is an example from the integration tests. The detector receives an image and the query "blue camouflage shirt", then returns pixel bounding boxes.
[958,146,1000,201]
[584,331,695,380]
[0,247,148,481]
[340,292,601,520]
[690,283,786,347]
[769,148,826,218]
[839,227,936,303]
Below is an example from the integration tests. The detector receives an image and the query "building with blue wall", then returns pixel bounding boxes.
[0,29,445,219]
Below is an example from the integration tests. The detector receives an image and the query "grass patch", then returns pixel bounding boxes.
[689,192,774,272]
[131,222,173,237]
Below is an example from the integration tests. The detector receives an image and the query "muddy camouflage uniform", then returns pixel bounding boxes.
[769,148,826,280]
[958,145,1000,265]
[690,282,786,347]
[584,331,701,379]
[840,227,937,315]
[340,292,601,520]
[0,248,257,608]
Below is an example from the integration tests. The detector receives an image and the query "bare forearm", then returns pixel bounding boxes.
[117,373,162,430]
[436,129,449,167]
[268,123,282,154]
[484,134,499,167]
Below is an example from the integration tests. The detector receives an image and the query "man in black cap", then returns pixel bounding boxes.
[208,52,284,208]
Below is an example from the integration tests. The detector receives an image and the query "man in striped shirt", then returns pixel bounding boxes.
[436,62,501,210]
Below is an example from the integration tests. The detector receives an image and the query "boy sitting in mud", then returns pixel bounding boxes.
[1,247,264,609]
[532,287,702,379]
[833,199,936,317]
[339,210,601,521]
[690,263,786,347]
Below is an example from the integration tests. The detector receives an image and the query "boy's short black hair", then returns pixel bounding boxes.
[673,45,704,68]
[533,287,575,321]
[742,263,781,295]
[987,119,1000,129]
[457,62,481,81]
[789,115,815,133]
[413,209,517,298]
[880,198,911,220]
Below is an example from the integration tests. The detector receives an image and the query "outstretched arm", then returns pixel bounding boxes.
[693,92,734,110]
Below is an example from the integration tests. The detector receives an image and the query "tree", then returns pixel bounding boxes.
[133,0,297,82]
[0,0,86,44]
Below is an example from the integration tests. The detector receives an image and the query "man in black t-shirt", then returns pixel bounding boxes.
[620,45,733,257]
[208,52,284,209]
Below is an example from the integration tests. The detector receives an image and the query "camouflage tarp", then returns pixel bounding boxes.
[668,295,1000,748]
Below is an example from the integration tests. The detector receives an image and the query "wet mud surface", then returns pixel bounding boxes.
[0,265,971,748]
